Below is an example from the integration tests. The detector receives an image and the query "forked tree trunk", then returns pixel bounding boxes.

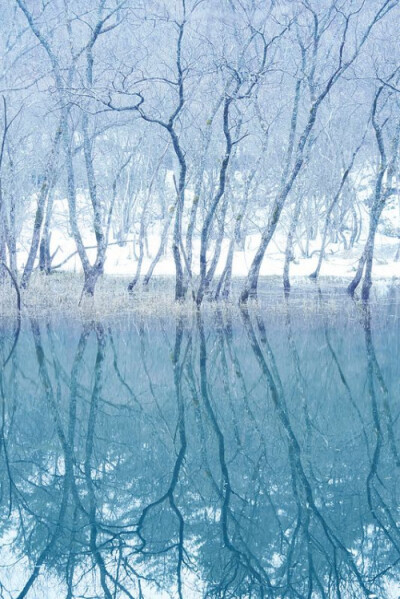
[348,95,400,299]
[82,266,103,298]
[197,97,234,306]
[142,208,174,288]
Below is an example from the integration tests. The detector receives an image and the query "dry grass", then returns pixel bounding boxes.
[0,272,230,321]
[0,271,397,323]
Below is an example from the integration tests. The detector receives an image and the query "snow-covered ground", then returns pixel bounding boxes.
[15,194,400,284]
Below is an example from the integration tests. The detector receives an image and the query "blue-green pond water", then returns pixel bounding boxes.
[0,289,400,598]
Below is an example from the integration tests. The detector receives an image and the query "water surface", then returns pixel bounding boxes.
[0,290,399,598]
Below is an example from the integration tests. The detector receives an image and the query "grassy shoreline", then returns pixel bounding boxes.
[0,271,398,320]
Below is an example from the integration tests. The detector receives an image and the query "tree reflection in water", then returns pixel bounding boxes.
[0,294,399,598]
